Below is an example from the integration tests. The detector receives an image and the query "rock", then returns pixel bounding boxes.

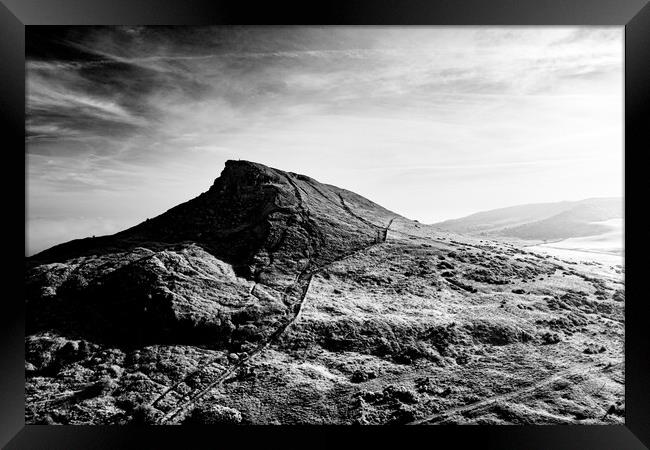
[414,377,437,394]
[389,405,416,424]
[383,385,418,404]
[583,343,606,354]
[131,404,160,425]
[351,369,377,383]
[351,370,367,383]
[540,332,561,345]
[184,404,243,424]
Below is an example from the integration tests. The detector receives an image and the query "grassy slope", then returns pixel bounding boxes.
[25,218,624,425]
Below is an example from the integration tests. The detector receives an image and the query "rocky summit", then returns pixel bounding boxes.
[25,160,624,425]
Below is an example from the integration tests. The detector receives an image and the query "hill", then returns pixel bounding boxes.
[25,161,624,425]
[432,198,622,242]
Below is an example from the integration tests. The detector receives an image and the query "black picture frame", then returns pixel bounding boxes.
[3,1,649,448]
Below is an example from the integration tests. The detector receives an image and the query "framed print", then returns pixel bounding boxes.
[2,0,649,448]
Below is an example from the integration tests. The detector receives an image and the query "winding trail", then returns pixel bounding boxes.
[407,361,623,425]
[338,193,385,234]
[152,206,618,424]
[153,175,396,424]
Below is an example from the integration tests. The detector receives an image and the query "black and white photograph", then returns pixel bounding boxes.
[25,26,625,425]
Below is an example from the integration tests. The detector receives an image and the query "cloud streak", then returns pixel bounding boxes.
[26,26,623,255]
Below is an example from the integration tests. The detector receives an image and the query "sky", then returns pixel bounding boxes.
[26,26,623,255]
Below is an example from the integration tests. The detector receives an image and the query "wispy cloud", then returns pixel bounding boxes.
[26,26,623,254]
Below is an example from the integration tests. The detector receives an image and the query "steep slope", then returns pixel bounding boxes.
[433,198,622,241]
[27,161,398,345]
[31,160,397,282]
[25,162,624,426]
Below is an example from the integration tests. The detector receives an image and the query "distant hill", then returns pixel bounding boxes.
[432,198,623,241]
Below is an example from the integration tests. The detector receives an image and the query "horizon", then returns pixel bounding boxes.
[432,194,623,222]
[27,156,624,255]
[26,26,623,255]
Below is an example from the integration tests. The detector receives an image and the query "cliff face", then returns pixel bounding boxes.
[25,161,624,426]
